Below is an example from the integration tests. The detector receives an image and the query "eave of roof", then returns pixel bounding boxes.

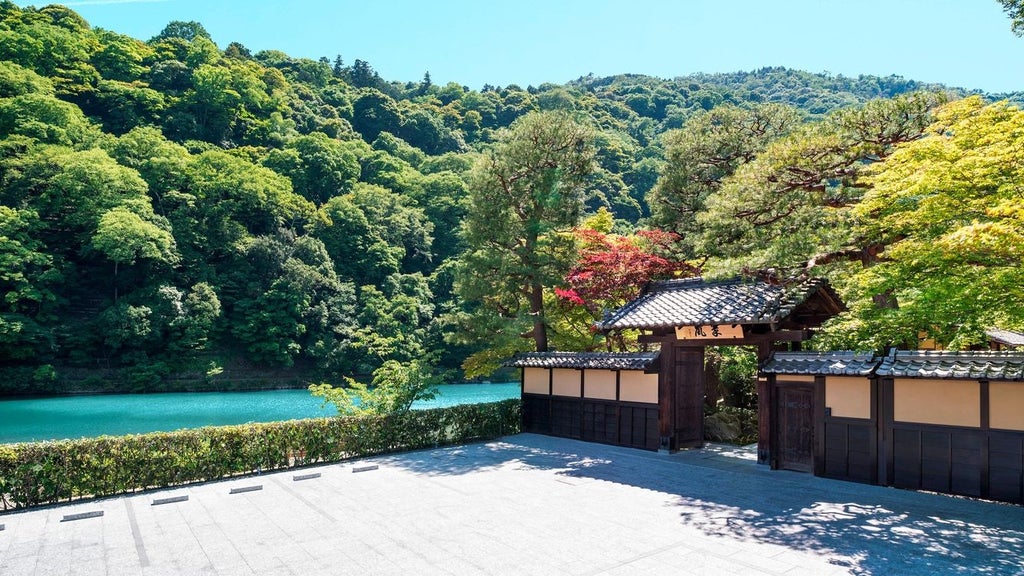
[502,351,660,371]
[876,350,1024,381]
[760,351,879,376]
[987,328,1024,347]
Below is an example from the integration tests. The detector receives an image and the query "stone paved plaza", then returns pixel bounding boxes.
[1,433,1022,575]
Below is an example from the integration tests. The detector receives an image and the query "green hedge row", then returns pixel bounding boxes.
[0,399,521,511]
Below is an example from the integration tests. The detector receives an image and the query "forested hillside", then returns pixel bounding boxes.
[0,2,1020,393]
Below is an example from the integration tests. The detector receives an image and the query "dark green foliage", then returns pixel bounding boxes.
[263,132,360,204]
[0,399,520,510]
[0,93,100,145]
[0,1,1011,390]
[351,89,402,141]
[149,21,211,43]
[458,111,596,364]
[310,359,437,416]
[225,232,356,369]
[704,406,758,445]
[1002,0,1024,35]
[0,61,53,97]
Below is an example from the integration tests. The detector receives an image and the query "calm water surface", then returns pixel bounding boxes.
[0,383,520,443]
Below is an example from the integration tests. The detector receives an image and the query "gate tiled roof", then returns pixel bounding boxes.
[503,351,660,371]
[760,351,879,376]
[596,277,839,331]
[875,350,1024,381]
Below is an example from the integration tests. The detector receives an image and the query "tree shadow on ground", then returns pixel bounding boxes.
[377,434,1024,576]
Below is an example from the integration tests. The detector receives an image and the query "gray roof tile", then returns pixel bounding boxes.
[597,277,836,331]
[503,351,660,371]
[761,351,879,376]
[986,328,1024,347]
[876,350,1024,381]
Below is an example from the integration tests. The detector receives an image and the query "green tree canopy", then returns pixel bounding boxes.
[91,200,178,268]
[1,146,149,248]
[823,97,1024,350]
[457,110,596,366]
[0,206,57,360]
[694,92,943,277]
[0,93,100,146]
[0,61,53,97]
[1000,0,1024,35]
[186,149,314,240]
[263,132,360,204]
[149,20,211,43]
[647,102,802,254]
[309,359,436,416]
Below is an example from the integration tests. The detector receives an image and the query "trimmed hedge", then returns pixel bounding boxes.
[0,399,520,511]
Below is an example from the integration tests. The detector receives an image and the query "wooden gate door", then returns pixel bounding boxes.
[673,346,705,449]
[777,385,815,472]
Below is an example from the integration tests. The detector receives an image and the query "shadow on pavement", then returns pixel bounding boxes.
[378,433,1024,576]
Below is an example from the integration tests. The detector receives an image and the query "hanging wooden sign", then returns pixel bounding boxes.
[675,324,744,340]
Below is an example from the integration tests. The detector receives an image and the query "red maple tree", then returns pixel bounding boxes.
[556,228,699,315]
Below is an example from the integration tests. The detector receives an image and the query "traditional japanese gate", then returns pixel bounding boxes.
[508,277,844,459]
[597,277,843,457]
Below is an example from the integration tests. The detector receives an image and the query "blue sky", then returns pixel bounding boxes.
[20,0,1024,93]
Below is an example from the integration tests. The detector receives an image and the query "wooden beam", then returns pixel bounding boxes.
[640,330,811,347]
[759,330,812,342]
[639,334,667,345]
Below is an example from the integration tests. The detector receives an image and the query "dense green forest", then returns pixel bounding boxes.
[0,2,1021,393]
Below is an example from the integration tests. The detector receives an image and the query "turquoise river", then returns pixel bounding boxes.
[0,383,520,443]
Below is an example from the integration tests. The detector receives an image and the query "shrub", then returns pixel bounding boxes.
[705,405,758,445]
[309,360,437,416]
[0,399,520,511]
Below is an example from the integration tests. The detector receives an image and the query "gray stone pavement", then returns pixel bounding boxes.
[1,433,1023,575]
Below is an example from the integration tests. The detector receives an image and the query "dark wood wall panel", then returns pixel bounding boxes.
[619,407,635,447]
[618,405,659,450]
[891,425,986,498]
[893,428,922,489]
[770,374,1024,505]
[551,398,582,439]
[950,433,983,497]
[822,420,875,483]
[846,425,875,483]
[581,401,618,445]
[776,384,815,472]
[919,431,952,494]
[522,392,658,451]
[638,405,660,450]
[989,433,1024,504]
[823,421,849,478]
[521,394,551,434]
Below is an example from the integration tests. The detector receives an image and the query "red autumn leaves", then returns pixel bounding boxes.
[556,228,697,313]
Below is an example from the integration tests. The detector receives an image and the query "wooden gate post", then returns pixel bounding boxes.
[757,340,774,465]
[658,340,675,451]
